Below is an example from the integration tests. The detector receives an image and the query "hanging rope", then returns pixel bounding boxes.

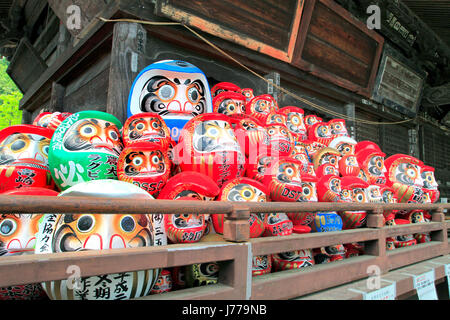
[99,17,414,126]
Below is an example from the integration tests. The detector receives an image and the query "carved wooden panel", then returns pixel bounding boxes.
[372,45,426,117]
[292,0,384,98]
[155,0,304,62]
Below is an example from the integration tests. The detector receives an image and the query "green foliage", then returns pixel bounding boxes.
[0,58,22,130]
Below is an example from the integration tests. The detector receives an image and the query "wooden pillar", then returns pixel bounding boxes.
[408,121,420,158]
[365,208,387,271]
[345,103,356,139]
[57,22,71,58]
[49,82,65,113]
[21,109,32,124]
[264,71,281,104]
[106,22,147,124]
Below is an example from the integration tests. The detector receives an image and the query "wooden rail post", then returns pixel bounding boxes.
[431,207,448,252]
[218,243,252,300]
[364,208,386,271]
[366,207,385,228]
[107,22,147,124]
[223,207,250,243]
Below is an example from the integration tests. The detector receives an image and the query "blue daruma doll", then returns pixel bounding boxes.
[127,60,213,142]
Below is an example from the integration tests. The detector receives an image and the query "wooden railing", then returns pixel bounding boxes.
[0,195,448,300]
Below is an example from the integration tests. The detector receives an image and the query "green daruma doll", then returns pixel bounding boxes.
[48,111,124,191]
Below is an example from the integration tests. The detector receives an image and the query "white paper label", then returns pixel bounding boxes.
[414,270,438,300]
[131,52,138,73]
[364,282,396,300]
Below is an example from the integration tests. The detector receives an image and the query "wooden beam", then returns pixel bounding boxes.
[106,22,147,124]
[57,22,72,58]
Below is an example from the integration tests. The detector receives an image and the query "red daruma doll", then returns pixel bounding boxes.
[232,116,270,158]
[245,95,277,123]
[175,113,246,188]
[279,106,307,142]
[263,157,304,203]
[122,113,172,149]
[265,123,294,158]
[0,125,55,193]
[212,177,267,239]
[164,197,207,244]
[213,91,246,117]
[117,142,171,197]
[308,122,333,146]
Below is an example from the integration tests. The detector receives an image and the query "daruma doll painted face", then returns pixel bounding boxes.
[240,88,254,103]
[355,145,387,185]
[0,188,59,300]
[380,185,398,220]
[265,112,287,126]
[150,269,172,295]
[265,124,293,157]
[313,147,341,171]
[48,111,123,191]
[34,180,167,300]
[246,152,276,183]
[290,144,310,169]
[329,136,357,156]
[245,95,276,123]
[33,112,53,128]
[117,142,171,197]
[421,165,439,203]
[213,177,267,238]
[252,255,271,277]
[0,125,55,193]
[263,157,304,203]
[122,113,172,149]
[272,249,314,271]
[157,171,220,201]
[279,106,307,142]
[128,60,213,142]
[304,114,322,131]
[164,197,207,244]
[308,122,333,146]
[317,175,342,203]
[328,119,348,139]
[213,91,246,117]
[175,113,246,188]
[316,164,339,179]
[385,154,425,204]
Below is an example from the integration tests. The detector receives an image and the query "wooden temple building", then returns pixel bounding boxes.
[0,0,449,300]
